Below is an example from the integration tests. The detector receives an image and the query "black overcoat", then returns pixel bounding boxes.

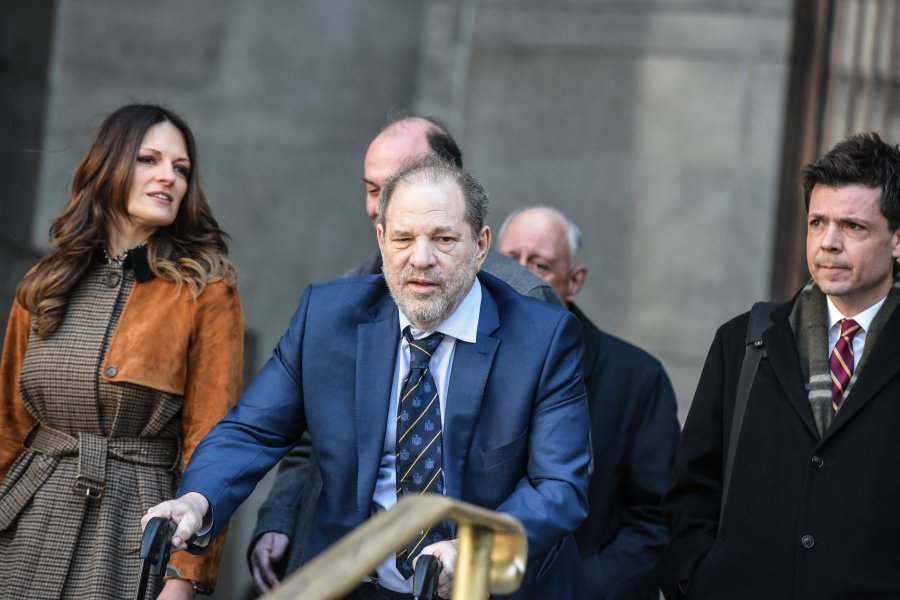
[660,298,900,599]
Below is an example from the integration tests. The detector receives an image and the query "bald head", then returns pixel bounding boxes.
[363,117,457,224]
[498,206,586,306]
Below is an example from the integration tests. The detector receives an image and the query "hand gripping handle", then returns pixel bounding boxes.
[412,554,443,600]
[135,517,174,599]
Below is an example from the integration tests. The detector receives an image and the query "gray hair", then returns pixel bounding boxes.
[498,206,582,266]
[377,155,488,237]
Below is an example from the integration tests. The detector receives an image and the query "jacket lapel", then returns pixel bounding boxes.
[354,292,400,523]
[826,306,900,438]
[763,308,821,440]
[443,283,500,501]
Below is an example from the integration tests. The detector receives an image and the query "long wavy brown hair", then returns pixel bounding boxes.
[18,104,236,337]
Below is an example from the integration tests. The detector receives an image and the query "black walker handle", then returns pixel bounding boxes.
[135,517,174,599]
[412,554,443,600]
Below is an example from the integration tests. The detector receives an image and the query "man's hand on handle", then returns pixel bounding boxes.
[416,539,458,600]
[141,492,210,552]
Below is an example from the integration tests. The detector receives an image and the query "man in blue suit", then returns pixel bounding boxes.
[499,206,679,599]
[249,115,562,596]
[145,156,592,599]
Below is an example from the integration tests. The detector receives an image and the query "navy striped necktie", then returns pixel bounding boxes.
[395,327,450,578]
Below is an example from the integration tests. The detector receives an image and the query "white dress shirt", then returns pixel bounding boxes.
[826,295,886,360]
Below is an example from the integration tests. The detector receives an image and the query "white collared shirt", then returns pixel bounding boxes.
[826,295,887,359]
[372,278,482,592]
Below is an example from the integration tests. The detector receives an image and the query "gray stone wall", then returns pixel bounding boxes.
[417,0,792,420]
[0,0,55,249]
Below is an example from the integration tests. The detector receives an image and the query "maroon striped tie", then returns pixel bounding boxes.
[830,318,861,412]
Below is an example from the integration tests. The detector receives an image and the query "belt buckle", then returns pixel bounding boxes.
[73,474,105,499]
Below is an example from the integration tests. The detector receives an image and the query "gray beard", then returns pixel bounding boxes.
[383,252,478,331]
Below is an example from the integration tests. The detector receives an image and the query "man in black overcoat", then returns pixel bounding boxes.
[660,133,900,599]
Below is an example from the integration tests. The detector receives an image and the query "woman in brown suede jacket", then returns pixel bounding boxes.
[0,104,243,599]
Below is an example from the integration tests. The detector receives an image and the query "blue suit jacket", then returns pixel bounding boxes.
[179,273,591,598]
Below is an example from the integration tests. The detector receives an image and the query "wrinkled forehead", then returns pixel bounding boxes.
[383,180,468,231]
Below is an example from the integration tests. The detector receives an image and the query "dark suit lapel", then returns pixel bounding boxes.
[443,284,500,501]
[827,307,900,438]
[354,293,400,523]
[763,312,821,439]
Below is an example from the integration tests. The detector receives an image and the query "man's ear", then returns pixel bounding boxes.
[376,223,386,250]
[565,265,587,305]
[476,226,491,268]
[891,227,900,258]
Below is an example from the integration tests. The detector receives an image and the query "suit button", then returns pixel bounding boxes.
[105,366,118,378]
[811,455,824,468]
[801,534,815,549]
[106,272,121,288]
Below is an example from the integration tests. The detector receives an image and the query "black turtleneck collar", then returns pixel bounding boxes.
[94,244,155,283]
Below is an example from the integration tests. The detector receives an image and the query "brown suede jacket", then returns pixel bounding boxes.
[0,274,244,589]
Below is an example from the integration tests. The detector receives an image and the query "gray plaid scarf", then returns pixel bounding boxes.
[789,264,900,436]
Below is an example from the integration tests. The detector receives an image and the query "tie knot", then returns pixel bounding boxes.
[840,318,861,339]
[404,328,444,369]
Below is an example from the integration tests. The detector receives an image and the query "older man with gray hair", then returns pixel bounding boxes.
[498,205,679,600]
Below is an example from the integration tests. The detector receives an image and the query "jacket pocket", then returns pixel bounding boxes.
[686,538,726,598]
[479,429,527,470]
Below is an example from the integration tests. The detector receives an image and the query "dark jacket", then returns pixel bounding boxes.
[572,305,679,600]
[660,297,900,599]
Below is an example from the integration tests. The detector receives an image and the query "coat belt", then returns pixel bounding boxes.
[26,425,181,500]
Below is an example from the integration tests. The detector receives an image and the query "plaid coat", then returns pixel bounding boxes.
[0,256,243,598]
